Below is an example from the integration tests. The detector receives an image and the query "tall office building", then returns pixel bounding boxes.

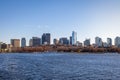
[69,36,72,45]
[11,39,20,47]
[95,37,102,47]
[72,31,77,45]
[115,36,120,47]
[107,38,112,47]
[84,39,90,47]
[21,38,26,47]
[32,37,41,47]
[42,33,51,45]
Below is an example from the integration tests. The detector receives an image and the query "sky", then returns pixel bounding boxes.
[0,0,120,45]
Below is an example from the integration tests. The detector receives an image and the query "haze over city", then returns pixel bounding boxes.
[0,0,120,45]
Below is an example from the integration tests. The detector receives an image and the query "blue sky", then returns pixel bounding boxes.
[0,0,120,45]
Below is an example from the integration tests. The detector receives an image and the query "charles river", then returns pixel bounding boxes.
[0,53,120,80]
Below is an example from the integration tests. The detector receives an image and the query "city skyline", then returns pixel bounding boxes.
[2,32,120,46]
[0,0,120,45]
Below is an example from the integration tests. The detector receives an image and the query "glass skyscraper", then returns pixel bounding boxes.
[72,31,77,45]
[21,38,26,47]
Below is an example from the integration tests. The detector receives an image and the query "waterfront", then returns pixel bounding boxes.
[0,53,120,80]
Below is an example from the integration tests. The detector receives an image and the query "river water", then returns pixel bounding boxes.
[0,52,120,80]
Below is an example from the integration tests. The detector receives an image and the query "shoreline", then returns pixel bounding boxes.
[1,45,120,53]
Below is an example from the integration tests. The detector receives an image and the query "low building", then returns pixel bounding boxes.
[53,39,59,45]
[103,42,108,48]
[76,41,82,47]
[59,37,69,45]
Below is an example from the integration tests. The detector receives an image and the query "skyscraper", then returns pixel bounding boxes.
[107,38,112,47]
[11,39,20,47]
[115,36,120,47]
[72,31,77,45]
[42,33,51,45]
[21,38,26,47]
[95,37,102,47]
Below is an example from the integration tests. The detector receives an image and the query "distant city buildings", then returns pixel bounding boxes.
[72,31,77,45]
[103,42,108,48]
[59,37,69,45]
[115,36,120,47]
[69,36,72,45]
[53,39,59,45]
[42,33,51,45]
[11,39,20,47]
[107,38,112,47]
[84,39,90,47]
[31,37,41,47]
[21,38,26,47]
[76,41,82,47]
[2,31,120,50]
[95,37,102,47]
[0,42,2,50]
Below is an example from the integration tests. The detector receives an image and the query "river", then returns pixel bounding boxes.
[0,52,120,80]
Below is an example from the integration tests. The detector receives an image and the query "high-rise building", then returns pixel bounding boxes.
[69,36,72,45]
[53,39,59,45]
[42,33,51,45]
[107,38,112,47]
[32,37,41,47]
[115,36,120,47]
[59,37,69,45]
[95,37,102,47]
[21,38,26,47]
[84,39,90,47]
[72,31,77,45]
[11,39,20,47]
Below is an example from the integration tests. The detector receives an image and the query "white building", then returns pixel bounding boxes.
[115,37,120,47]
[72,31,77,45]
[107,38,112,47]
[95,37,102,47]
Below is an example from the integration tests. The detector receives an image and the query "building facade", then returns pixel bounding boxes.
[84,39,90,47]
[11,39,20,47]
[53,39,59,45]
[21,38,26,47]
[32,37,41,47]
[59,37,69,45]
[72,31,77,45]
[107,38,112,47]
[69,36,72,45]
[95,37,102,47]
[115,37,120,47]
[42,33,51,45]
